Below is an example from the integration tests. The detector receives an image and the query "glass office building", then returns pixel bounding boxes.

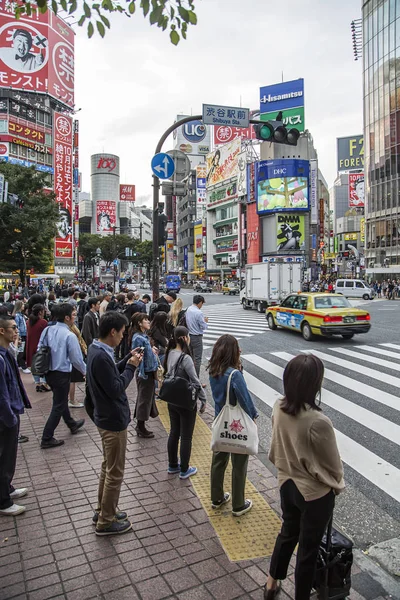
[363,0,400,269]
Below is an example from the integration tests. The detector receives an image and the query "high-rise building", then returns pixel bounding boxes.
[362,0,400,273]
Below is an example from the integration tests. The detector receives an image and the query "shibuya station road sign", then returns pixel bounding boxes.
[151,153,175,179]
[203,104,250,128]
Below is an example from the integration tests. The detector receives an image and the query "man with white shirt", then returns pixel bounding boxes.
[38,304,86,449]
[185,295,208,376]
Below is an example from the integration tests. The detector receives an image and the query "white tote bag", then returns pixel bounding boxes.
[210,369,259,455]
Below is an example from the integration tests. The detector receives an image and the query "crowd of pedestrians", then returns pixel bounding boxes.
[0,283,347,598]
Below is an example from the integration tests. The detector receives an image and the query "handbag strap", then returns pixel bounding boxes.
[224,369,237,407]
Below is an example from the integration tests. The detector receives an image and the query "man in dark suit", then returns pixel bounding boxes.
[81,297,100,348]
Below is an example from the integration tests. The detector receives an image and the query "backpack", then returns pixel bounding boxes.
[149,302,158,320]
[178,309,187,328]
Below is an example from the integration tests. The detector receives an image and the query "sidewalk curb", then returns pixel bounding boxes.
[353,549,400,600]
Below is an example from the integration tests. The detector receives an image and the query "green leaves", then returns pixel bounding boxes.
[11,0,198,43]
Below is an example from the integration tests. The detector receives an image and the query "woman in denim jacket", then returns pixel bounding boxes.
[130,313,159,438]
[208,334,258,517]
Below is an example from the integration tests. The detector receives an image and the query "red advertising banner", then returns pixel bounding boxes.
[214,125,255,146]
[53,112,73,259]
[120,184,135,202]
[246,202,260,264]
[96,201,116,232]
[8,118,45,142]
[0,133,52,152]
[348,173,364,208]
[0,2,74,108]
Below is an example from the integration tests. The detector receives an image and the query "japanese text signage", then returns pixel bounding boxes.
[53,112,73,259]
[337,135,364,171]
[256,159,309,215]
[260,79,304,113]
[0,2,74,108]
[203,104,249,128]
[8,118,45,143]
[260,106,305,134]
[196,164,206,220]
[206,137,241,188]
[236,151,247,197]
[348,173,364,207]
[97,200,116,232]
[214,124,255,146]
[120,184,135,202]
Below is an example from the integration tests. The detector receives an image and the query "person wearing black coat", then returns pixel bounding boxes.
[81,298,100,348]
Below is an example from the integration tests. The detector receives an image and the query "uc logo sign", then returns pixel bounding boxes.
[97,157,117,172]
[183,121,206,143]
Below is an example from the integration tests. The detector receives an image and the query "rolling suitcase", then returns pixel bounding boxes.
[314,516,353,600]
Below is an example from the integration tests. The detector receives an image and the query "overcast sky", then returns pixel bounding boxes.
[74,0,363,205]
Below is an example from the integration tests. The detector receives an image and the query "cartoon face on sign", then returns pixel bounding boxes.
[0,23,48,73]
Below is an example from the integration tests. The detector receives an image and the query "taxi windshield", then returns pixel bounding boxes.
[314,296,351,309]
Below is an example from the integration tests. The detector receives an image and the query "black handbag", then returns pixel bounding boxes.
[31,328,51,377]
[314,516,353,600]
[159,353,197,411]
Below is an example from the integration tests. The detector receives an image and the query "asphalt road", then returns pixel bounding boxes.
[179,289,400,550]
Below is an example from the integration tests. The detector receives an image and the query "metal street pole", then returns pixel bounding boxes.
[151,116,264,300]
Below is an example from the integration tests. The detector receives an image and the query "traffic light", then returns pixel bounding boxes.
[158,212,168,246]
[253,119,300,146]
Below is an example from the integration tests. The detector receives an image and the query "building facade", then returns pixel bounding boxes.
[363,0,400,274]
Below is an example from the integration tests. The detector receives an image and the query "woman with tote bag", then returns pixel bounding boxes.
[208,335,259,517]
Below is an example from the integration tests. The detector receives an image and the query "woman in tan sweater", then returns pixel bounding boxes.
[264,354,344,600]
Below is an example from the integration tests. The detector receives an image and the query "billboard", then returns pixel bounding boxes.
[246,202,260,264]
[96,201,116,233]
[214,124,255,145]
[120,184,135,202]
[337,135,364,171]
[260,79,304,113]
[196,164,206,220]
[206,137,241,188]
[237,151,247,197]
[348,173,364,207]
[276,214,305,252]
[260,106,305,134]
[53,112,73,259]
[256,159,309,215]
[0,3,75,108]
[173,115,211,156]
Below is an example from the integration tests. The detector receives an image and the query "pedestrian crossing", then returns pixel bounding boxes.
[200,303,270,352]
[240,343,400,506]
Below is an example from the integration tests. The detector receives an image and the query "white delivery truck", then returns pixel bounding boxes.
[240,262,303,312]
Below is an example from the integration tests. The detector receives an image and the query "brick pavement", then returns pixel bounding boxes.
[0,373,396,600]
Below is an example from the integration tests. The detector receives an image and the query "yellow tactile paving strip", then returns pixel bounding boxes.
[157,401,282,562]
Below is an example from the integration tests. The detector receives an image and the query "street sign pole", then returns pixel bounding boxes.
[151,115,264,300]
[152,115,202,300]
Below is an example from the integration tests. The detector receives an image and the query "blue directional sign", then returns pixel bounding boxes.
[151,153,175,180]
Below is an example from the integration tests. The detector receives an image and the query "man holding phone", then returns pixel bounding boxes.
[86,311,142,536]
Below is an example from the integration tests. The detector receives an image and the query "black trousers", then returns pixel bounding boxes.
[42,371,76,442]
[269,479,335,600]
[0,416,19,509]
[167,405,197,473]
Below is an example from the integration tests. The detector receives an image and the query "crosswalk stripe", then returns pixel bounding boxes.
[205,330,255,337]
[242,357,400,504]
[287,352,399,412]
[380,343,400,351]
[299,349,400,389]
[355,345,400,360]
[258,353,400,445]
[205,324,267,333]
[328,347,400,372]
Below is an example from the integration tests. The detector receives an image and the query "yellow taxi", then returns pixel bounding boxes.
[222,282,240,295]
[266,293,371,341]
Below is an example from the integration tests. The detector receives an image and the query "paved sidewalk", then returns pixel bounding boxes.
[0,374,398,600]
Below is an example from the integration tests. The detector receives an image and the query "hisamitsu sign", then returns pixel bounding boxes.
[203,104,249,128]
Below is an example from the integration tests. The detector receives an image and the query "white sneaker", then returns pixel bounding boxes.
[0,504,26,516]
[68,401,84,408]
[10,488,28,500]
[22,368,31,374]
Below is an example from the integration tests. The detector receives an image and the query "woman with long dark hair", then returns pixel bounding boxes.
[130,313,159,438]
[208,334,258,517]
[26,303,50,393]
[149,311,169,363]
[163,326,206,479]
[264,354,344,600]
